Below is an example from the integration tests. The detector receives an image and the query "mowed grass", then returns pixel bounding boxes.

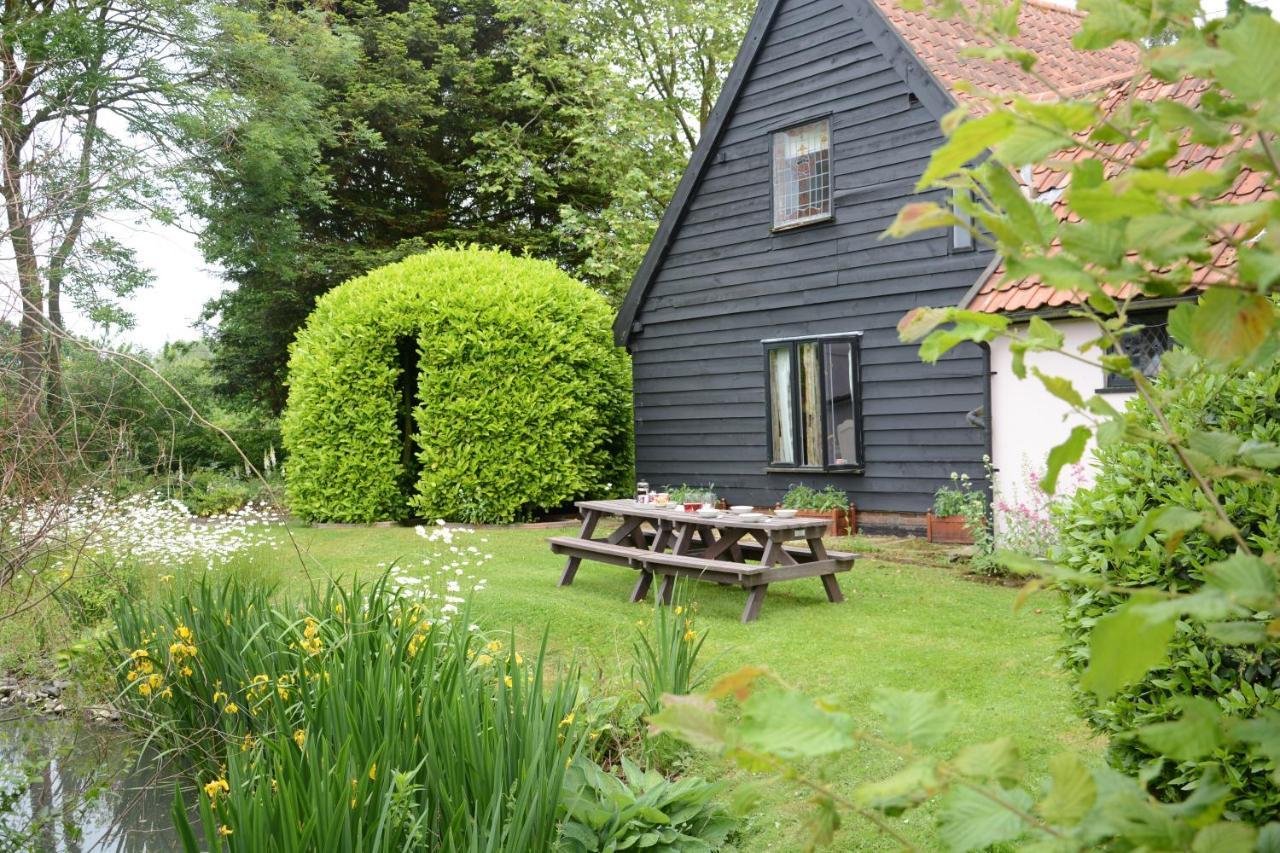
[222,521,1099,851]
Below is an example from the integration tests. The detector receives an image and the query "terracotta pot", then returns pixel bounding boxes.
[795,508,849,537]
[926,511,973,544]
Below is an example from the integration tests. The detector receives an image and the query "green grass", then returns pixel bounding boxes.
[5,520,1097,850]
[241,522,1097,850]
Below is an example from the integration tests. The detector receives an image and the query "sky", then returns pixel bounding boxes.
[63,0,1279,353]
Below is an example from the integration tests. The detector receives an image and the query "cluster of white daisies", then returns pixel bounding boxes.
[380,520,492,618]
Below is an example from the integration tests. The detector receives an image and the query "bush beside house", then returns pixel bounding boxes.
[283,246,633,524]
[1053,359,1280,820]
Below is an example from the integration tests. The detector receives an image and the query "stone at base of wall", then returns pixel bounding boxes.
[856,511,928,537]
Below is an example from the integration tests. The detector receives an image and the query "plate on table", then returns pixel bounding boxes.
[737,512,765,522]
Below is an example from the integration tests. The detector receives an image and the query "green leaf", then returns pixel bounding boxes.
[1187,430,1243,465]
[919,111,1015,188]
[1216,12,1280,103]
[648,694,727,751]
[1137,697,1224,761]
[884,202,959,238]
[1192,822,1258,853]
[1116,504,1204,555]
[1204,620,1268,645]
[738,689,855,758]
[1033,369,1085,409]
[1188,288,1277,364]
[995,122,1069,166]
[897,306,954,343]
[1081,597,1176,699]
[853,761,939,813]
[938,785,1031,852]
[1074,0,1146,48]
[1259,823,1280,853]
[870,688,956,750]
[1024,316,1064,350]
[1239,439,1280,469]
[1037,753,1096,826]
[952,737,1022,785]
[1234,712,1280,780]
[1042,426,1090,494]
[1203,551,1277,610]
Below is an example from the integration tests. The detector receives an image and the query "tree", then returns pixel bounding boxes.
[0,0,208,418]
[469,0,753,301]
[193,0,753,410]
[192,0,604,409]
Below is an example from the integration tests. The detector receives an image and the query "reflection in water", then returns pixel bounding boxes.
[0,711,196,852]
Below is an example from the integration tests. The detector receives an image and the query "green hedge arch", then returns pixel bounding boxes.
[282,246,633,523]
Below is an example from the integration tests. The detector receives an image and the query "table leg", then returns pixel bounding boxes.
[558,509,600,586]
[651,520,673,554]
[630,570,653,603]
[658,573,676,605]
[741,584,768,623]
[807,536,845,603]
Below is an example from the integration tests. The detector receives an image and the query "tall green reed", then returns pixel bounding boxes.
[631,584,709,718]
[110,573,584,851]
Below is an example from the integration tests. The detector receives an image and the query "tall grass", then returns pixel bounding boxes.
[109,573,584,851]
[632,584,709,717]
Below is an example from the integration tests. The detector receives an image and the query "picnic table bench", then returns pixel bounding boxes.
[549,499,856,622]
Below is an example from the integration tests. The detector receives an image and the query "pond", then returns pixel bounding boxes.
[0,711,195,852]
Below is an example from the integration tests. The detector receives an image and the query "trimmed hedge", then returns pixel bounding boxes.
[1053,359,1280,820]
[282,246,632,523]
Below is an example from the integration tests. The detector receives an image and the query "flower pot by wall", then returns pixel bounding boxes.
[796,508,849,537]
[926,511,973,544]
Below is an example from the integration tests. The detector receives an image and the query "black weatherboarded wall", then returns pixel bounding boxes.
[618,0,993,521]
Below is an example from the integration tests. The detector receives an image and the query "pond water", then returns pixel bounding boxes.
[0,711,195,852]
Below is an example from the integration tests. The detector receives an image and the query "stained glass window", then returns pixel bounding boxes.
[772,120,831,229]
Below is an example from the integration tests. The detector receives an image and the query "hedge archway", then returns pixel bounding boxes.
[282,246,633,523]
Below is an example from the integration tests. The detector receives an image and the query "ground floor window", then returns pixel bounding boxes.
[764,335,862,470]
[1104,310,1171,390]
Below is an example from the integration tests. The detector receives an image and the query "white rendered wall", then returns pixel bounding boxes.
[989,318,1135,489]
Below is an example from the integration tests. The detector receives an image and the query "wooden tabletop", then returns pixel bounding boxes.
[575,499,830,533]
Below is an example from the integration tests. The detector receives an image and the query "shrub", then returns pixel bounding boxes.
[559,756,735,852]
[109,572,584,850]
[282,246,633,524]
[1053,360,1280,820]
[779,484,849,511]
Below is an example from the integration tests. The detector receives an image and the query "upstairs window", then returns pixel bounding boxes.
[772,119,831,230]
[765,335,862,470]
[951,188,974,252]
[1105,310,1172,391]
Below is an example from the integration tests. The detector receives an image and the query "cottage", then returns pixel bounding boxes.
[614,0,1133,533]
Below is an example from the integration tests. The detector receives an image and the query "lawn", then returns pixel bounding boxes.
[221,520,1098,851]
[0,518,1097,850]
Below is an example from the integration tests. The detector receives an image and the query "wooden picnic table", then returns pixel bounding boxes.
[549,499,855,623]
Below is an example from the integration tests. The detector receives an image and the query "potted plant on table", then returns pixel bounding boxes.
[779,484,853,537]
[927,472,984,544]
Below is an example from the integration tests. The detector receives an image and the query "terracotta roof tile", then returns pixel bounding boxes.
[964,75,1270,315]
[873,0,1138,101]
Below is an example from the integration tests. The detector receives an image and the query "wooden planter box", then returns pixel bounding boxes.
[795,508,850,537]
[926,511,973,544]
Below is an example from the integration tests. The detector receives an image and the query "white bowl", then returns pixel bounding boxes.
[696,508,719,518]
[729,505,753,514]
[774,508,798,519]
[739,512,765,522]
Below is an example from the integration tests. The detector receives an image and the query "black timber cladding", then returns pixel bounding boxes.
[619,0,993,514]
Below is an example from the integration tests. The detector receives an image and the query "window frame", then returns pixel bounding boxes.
[762,333,864,473]
[1100,309,1172,393]
[950,188,974,253]
[769,116,834,232]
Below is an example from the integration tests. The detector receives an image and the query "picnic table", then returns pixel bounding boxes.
[549,499,855,623]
